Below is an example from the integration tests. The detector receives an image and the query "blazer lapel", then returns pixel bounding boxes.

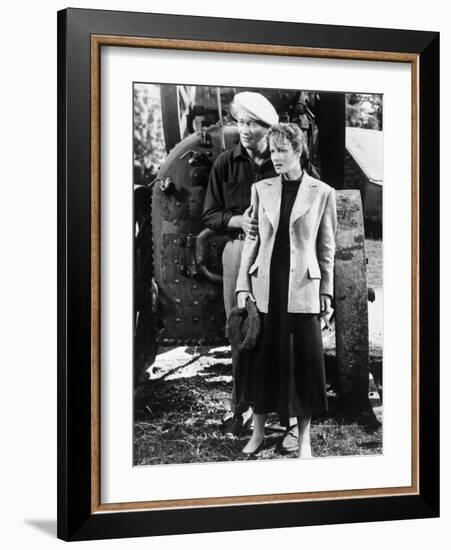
[290,173,318,225]
[260,176,282,231]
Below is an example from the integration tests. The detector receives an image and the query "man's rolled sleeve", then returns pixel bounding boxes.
[202,160,231,233]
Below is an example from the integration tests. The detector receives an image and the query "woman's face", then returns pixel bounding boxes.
[270,137,300,175]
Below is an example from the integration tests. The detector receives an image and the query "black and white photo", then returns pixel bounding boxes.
[133,83,383,465]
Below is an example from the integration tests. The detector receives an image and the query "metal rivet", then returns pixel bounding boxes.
[175,318,181,323]
[193,300,198,306]
[175,298,181,304]
[174,279,180,284]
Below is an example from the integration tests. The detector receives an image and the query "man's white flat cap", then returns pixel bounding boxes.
[230,92,279,127]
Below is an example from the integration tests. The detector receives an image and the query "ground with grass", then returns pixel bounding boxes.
[366,238,382,288]
[134,351,382,466]
[134,238,383,465]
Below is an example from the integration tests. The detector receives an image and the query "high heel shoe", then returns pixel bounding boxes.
[239,438,265,459]
[298,443,313,459]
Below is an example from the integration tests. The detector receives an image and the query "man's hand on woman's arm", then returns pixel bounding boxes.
[227,205,258,239]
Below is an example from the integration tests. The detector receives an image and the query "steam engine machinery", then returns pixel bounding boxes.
[134,87,377,420]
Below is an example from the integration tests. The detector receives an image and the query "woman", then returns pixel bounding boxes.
[235,123,337,458]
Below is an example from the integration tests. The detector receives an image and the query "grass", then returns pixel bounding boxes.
[134,357,382,466]
[133,238,383,466]
[365,238,382,288]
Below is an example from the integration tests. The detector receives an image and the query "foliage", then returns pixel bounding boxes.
[346,93,383,130]
[134,84,167,185]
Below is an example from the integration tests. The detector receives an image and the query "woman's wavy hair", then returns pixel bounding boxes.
[267,123,309,169]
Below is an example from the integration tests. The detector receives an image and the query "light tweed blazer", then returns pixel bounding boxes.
[235,173,337,314]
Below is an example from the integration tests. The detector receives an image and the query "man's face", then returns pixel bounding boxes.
[235,111,268,151]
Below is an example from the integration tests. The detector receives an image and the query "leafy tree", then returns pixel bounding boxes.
[134,84,167,185]
[346,93,382,130]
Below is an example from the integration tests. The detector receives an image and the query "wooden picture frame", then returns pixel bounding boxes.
[57,7,439,541]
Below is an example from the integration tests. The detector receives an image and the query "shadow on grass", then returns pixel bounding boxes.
[134,358,383,466]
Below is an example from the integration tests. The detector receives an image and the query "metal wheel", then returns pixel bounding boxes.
[334,190,377,423]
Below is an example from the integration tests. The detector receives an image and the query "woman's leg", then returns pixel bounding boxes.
[297,414,312,458]
[242,413,265,454]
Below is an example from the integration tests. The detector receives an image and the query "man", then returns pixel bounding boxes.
[202,92,298,452]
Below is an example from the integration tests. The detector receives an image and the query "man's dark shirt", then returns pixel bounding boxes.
[202,143,277,234]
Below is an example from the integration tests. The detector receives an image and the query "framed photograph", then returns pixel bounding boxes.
[57,8,439,541]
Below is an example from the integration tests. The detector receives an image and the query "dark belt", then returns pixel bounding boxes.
[230,231,246,241]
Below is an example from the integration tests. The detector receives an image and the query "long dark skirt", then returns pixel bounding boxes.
[237,262,328,418]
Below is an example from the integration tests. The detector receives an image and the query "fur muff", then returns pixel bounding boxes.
[226,298,261,352]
